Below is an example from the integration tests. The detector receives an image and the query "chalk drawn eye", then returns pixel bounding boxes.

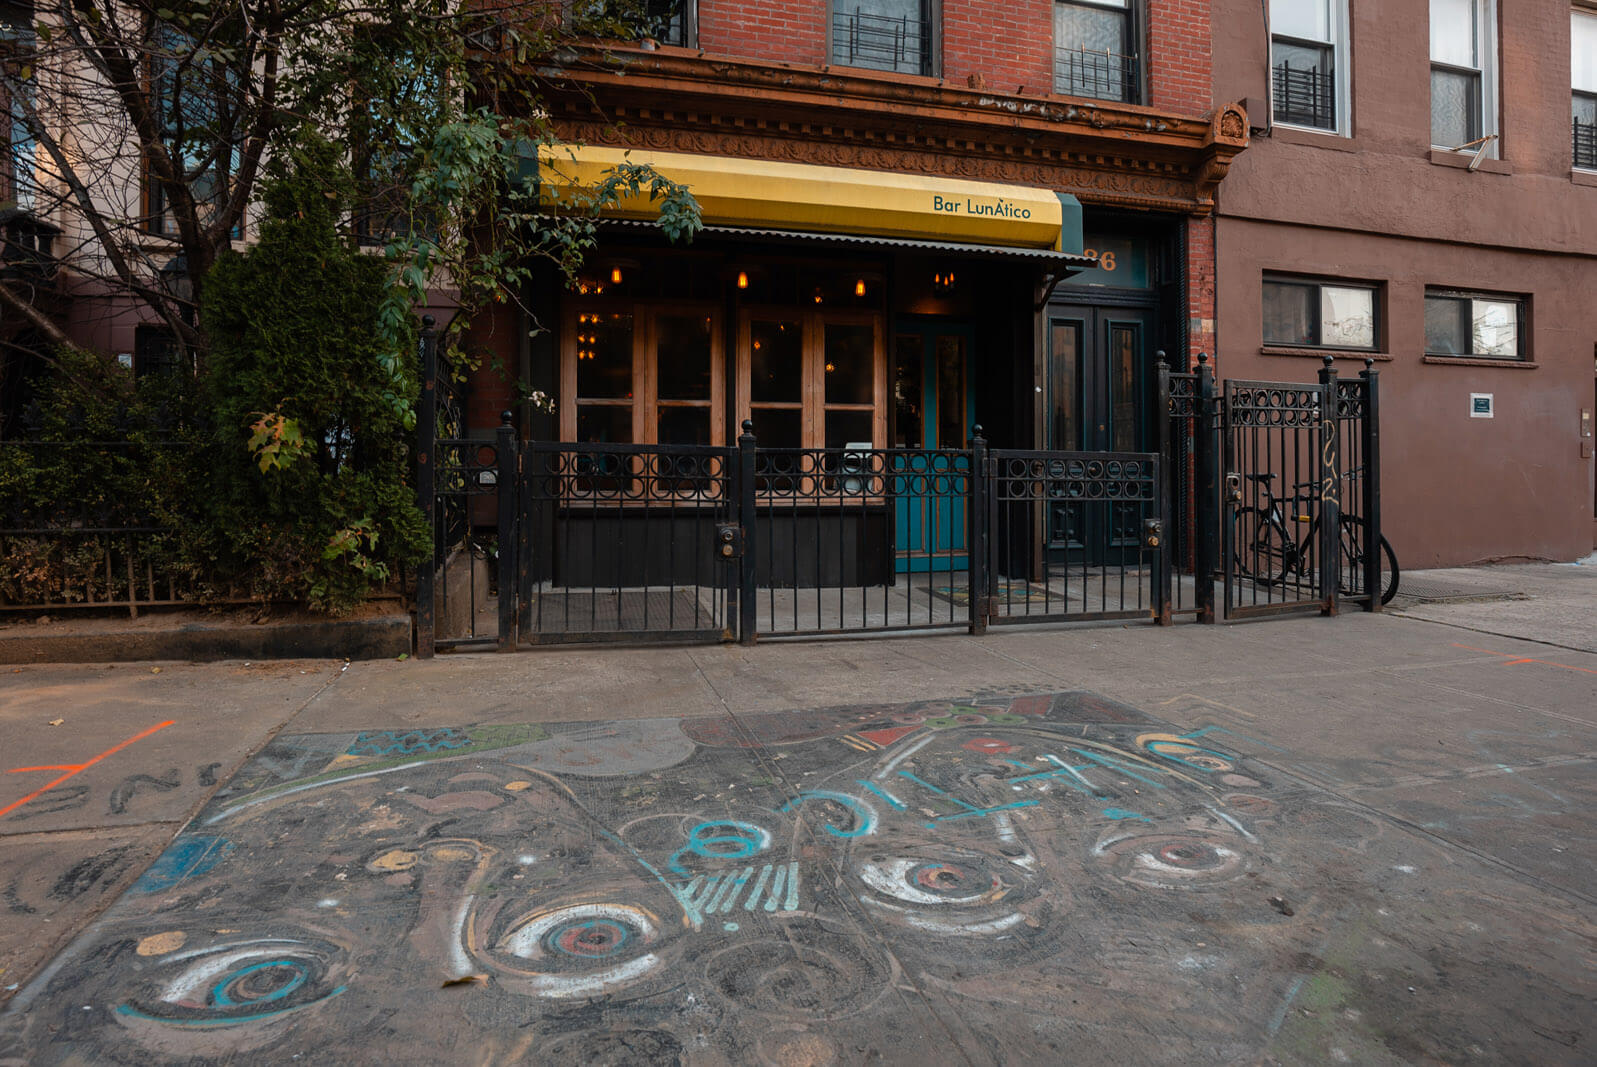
[858,858,999,906]
[1092,832,1249,889]
[854,855,1032,936]
[117,939,347,1027]
[492,903,663,998]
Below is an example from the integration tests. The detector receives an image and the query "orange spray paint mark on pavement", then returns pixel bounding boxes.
[1,720,176,818]
[1451,644,1597,675]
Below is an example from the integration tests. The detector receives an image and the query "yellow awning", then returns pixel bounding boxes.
[533,145,1081,254]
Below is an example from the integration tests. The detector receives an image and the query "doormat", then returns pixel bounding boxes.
[928,580,1059,606]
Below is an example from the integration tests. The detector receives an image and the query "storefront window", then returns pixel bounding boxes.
[565,306,724,446]
[741,311,884,452]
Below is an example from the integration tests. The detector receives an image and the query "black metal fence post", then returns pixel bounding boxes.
[495,411,518,649]
[968,425,989,635]
[1193,352,1218,624]
[517,435,533,635]
[1154,354,1174,625]
[414,316,438,658]
[1361,358,1382,613]
[1317,356,1341,617]
[737,420,758,646]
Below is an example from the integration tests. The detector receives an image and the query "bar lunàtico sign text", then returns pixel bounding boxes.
[932,193,1034,219]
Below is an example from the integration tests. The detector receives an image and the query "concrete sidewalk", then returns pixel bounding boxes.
[0,561,1592,1064]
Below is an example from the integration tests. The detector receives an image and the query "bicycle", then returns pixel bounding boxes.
[1231,468,1399,605]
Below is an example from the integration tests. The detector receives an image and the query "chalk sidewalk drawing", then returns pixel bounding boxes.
[2,692,1592,1065]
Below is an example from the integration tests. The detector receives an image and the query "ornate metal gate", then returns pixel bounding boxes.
[414,338,1383,653]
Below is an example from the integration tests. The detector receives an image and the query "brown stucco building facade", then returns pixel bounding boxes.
[1213,0,1597,566]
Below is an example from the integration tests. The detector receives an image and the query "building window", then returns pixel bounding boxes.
[1053,0,1139,104]
[831,1,933,76]
[133,326,185,378]
[0,10,34,211]
[1574,8,1597,169]
[642,0,695,47]
[1430,0,1497,153]
[146,28,241,237]
[1262,277,1379,350]
[1424,289,1525,359]
[740,311,884,450]
[563,305,725,447]
[351,44,444,245]
[575,0,695,46]
[1270,0,1346,132]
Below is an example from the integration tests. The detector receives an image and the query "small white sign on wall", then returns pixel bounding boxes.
[1470,393,1494,418]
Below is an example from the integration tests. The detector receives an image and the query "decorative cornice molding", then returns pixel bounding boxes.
[540,45,1250,215]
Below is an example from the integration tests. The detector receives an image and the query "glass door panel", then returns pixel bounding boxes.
[656,312,714,445]
[1108,321,1139,453]
[749,316,803,446]
[893,334,925,448]
[936,334,967,450]
[1049,320,1084,450]
[823,319,876,449]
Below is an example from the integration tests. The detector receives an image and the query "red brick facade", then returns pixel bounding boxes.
[678,0,1223,373]
[694,2,1214,114]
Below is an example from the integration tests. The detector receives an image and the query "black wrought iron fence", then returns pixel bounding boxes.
[514,437,733,645]
[1222,377,1333,619]
[0,439,193,615]
[1157,354,1215,621]
[415,356,1382,652]
[748,440,973,638]
[985,450,1164,626]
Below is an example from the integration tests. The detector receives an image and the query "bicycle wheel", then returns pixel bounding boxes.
[1316,517,1400,605]
[1232,508,1293,585]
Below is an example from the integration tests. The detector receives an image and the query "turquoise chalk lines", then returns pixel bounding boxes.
[670,861,801,928]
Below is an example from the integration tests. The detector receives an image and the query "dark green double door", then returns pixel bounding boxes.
[1047,303,1156,561]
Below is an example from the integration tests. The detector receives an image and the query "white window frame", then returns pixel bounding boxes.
[1268,0,1352,136]
[1429,0,1499,157]
[1574,6,1597,171]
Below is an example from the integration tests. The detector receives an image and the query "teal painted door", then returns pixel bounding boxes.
[893,324,976,573]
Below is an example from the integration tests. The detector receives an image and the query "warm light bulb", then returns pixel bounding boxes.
[736,271,749,289]
[854,279,866,297]
[825,362,835,373]
[610,266,623,284]
[812,288,823,304]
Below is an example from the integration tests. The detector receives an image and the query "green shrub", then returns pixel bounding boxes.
[197,134,427,612]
